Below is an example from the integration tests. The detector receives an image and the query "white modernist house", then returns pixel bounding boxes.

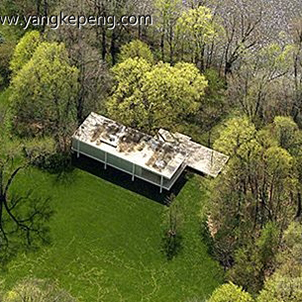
[71,113,229,193]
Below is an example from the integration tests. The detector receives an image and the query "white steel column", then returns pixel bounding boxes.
[77,140,80,158]
[104,152,107,169]
[160,175,163,193]
[132,163,135,181]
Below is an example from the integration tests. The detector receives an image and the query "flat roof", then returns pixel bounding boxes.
[73,113,229,180]
[72,113,187,179]
[157,129,229,177]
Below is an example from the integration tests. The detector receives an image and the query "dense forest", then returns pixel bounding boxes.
[1,0,302,301]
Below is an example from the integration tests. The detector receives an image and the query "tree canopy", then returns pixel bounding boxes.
[10,30,41,76]
[118,39,154,63]
[107,58,208,132]
[208,283,254,302]
[10,42,79,151]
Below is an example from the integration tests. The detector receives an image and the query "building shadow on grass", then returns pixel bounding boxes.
[72,154,189,205]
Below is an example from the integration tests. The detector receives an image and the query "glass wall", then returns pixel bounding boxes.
[107,153,133,173]
[163,162,186,190]
[140,168,161,185]
[73,138,185,191]
[73,139,105,162]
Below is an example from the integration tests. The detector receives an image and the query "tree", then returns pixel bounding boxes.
[275,221,302,277]
[10,31,41,76]
[271,116,299,150]
[257,273,302,302]
[2,278,77,302]
[0,0,55,20]
[0,129,53,264]
[217,0,264,76]
[118,39,154,63]
[176,6,222,71]
[10,42,79,152]
[161,195,183,260]
[227,44,293,125]
[208,282,254,302]
[290,19,302,126]
[267,117,302,219]
[228,222,279,293]
[188,69,227,141]
[106,57,152,128]
[51,3,112,124]
[210,117,297,291]
[213,116,257,156]
[257,222,302,302]
[155,0,182,63]
[0,38,15,88]
[82,0,146,65]
[107,58,208,132]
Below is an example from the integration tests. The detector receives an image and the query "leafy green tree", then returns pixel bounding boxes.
[107,58,208,132]
[271,116,299,150]
[155,0,182,63]
[276,221,302,277]
[185,69,227,143]
[257,273,302,302]
[118,39,154,63]
[228,222,279,293]
[10,42,79,152]
[10,31,41,75]
[213,116,257,157]
[198,69,226,131]
[51,6,112,123]
[256,222,279,269]
[106,57,152,128]
[3,278,77,302]
[176,6,223,71]
[208,282,254,302]
[210,117,297,291]
[256,222,302,302]
[263,117,302,218]
[228,242,264,294]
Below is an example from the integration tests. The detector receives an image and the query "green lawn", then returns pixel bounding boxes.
[0,88,223,301]
[1,166,223,301]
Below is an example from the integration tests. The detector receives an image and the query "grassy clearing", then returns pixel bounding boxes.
[1,166,223,301]
[0,88,223,300]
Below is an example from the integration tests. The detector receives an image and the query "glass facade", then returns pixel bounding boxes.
[72,138,184,191]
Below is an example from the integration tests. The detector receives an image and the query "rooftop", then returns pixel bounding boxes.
[156,129,229,178]
[72,113,229,179]
[72,113,187,179]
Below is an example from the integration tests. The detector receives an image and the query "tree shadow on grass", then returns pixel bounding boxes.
[34,153,78,187]
[72,154,188,205]
[0,191,54,270]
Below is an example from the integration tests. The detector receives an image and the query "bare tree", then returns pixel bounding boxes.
[290,18,302,126]
[227,43,292,124]
[0,155,53,263]
[219,0,263,76]
[49,0,112,123]
[0,111,53,264]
